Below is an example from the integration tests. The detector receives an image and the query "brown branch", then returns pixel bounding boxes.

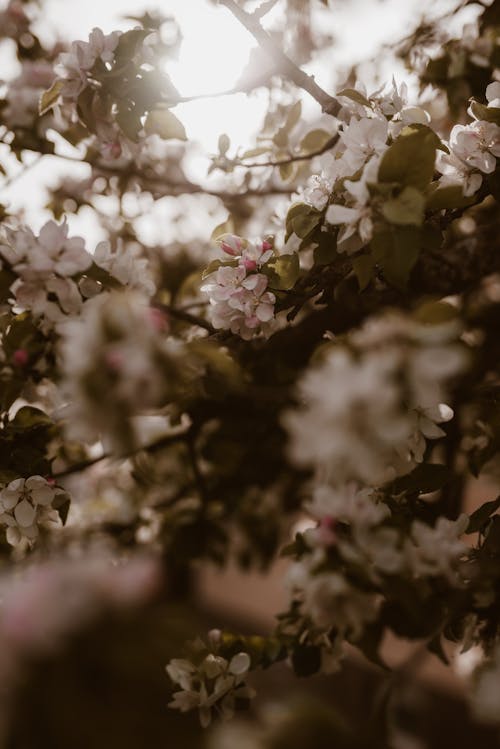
[52,430,188,479]
[239,133,338,168]
[160,303,215,334]
[219,0,340,117]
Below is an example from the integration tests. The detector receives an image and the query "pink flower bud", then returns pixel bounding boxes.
[316,516,337,546]
[104,350,124,372]
[147,307,169,332]
[12,349,29,367]
[243,258,257,272]
[262,240,273,251]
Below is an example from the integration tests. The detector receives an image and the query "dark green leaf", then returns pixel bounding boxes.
[467,496,500,534]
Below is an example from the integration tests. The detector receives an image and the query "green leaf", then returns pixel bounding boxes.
[39,79,64,115]
[280,162,296,182]
[218,133,230,155]
[370,226,421,288]
[211,216,235,241]
[352,254,375,290]
[144,109,187,140]
[313,234,337,265]
[426,184,476,210]
[336,88,371,108]
[467,496,500,534]
[114,28,150,64]
[382,186,425,226]
[285,203,322,242]
[299,128,332,153]
[469,100,500,126]
[76,86,98,133]
[202,259,223,279]
[116,104,143,142]
[378,126,439,190]
[10,406,52,430]
[386,463,450,495]
[413,300,458,325]
[53,491,71,526]
[240,146,270,159]
[268,253,300,290]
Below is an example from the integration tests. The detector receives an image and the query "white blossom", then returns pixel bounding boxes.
[59,291,182,447]
[283,346,411,486]
[94,239,156,296]
[297,570,378,636]
[0,476,63,546]
[167,650,255,727]
[449,120,500,174]
[55,28,121,100]
[407,514,468,581]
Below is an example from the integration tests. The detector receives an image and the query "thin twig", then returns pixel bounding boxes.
[160,303,216,334]
[52,430,188,479]
[239,133,338,168]
[219,0,340,117]
[44,151,294,199]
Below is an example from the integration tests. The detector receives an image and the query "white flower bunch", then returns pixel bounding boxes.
[201,234,276,340]
[94,239,156,297]
[301,79,432,250]
[437,82,500,196]
[0,219,92,331]
[59,290,180,447]
[167,650,255,727]
[0,476,63,546]
[55,28,121,101]
[284,313,466,486]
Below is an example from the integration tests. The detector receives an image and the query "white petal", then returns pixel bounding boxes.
[14,499,37,527]
[229,652,251,675]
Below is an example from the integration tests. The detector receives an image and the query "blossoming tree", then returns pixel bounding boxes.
[1,0,500,746]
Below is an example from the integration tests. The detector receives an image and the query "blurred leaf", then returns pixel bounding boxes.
[467,496,500,534]
[336,88,371,107]
[218,133,230,155]
[144,109,187,140]
[39,79,63,115]
[299,129,332,153]
[379,126,439,190]
[382,186,425,226]
[352,254,375,290]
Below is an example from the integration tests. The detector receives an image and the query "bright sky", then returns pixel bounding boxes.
[2,0,471,238]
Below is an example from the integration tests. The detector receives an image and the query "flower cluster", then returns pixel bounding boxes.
[55,28,121,102]
[437,82,500,196]
[300,80,431,252]
[201,234,276,339]
[167,649,255,728]
[59,290,182,448]
[283,482,468,672]
[301,80,500,258]
[0,476,65,546]
[0,219,92,331]
[93,239,156,297]
[283,312,465,486]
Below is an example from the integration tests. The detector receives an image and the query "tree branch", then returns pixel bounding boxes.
[160,303,216,334]
[219,0,340,117]
[239,133,338,168]
[52,429,188,479]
